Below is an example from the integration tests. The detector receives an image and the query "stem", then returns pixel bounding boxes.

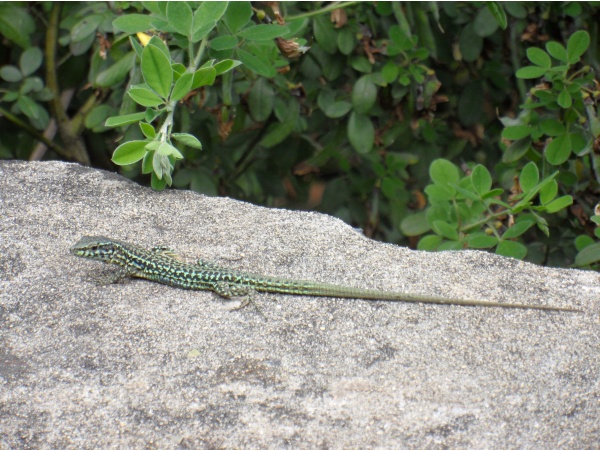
[159,101,177,140]
[460,208,510,233]
[286,1,360,21]
[193,39,207,70]
[229,114,275,182]
[510,21,527,102]
[45,3,90,164]
[0,105,66,156]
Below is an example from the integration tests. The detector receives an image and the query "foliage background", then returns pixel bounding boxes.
[1,1,600,268]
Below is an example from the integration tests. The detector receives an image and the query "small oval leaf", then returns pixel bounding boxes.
[112,140,148,165]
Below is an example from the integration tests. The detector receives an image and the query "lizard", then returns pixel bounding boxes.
[70,235,582,313]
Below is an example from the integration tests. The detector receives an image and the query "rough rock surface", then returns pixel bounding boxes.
[1,160,598,448]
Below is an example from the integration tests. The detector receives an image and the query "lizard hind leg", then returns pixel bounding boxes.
[212,281,265,317]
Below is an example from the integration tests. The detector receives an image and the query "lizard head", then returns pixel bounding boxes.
[70,236,121,262]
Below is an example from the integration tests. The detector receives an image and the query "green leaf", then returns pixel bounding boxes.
[575,235,595,251]
[400,211,431,236]
[519,162,539,192]
[128,85,164,107]
[388,24,412,51]
[151,171,168,190]
[237,24,289,41]
[145,108,163,123]
[501,126,531,140]
[502,220,534,239]
[17,95,41,120]
[451,183,480,201]
[129,35,144,59]
[19,47,42,77]
[466,233,498,249]
[567,30,590,64]
[105,112,146,127]
[0,4,34,48]
[70,31,96,57]
[145,141,160,151]
[496,241,527,259]
[471,164,492,196]
[544,195,573,213]
[382,61,400,83]
[0,65,22,82]
[429,159,460,186]
[152,151,171,180]
[191,20,216,43]
[171,133,202,149]
[546,41,567,63]
[223,1,251,33]
[236,49,274,77]
[192,1,227,42]
[213,59,242,75]
[248,78,274,122]
[141,44,173,99]
[112,140,148,165]
[20,77,43,94]
[147,36,171,59]
[191,67,216,89]
[417,235,443,251]
[139,122,156,139]
[317,90,352,119]
[545,134,571,165]
[260,100,299,148]
[167,1,193,36]
[540,119,565,137]
[337,27,356,55]
[313,14,337,54]
[156,141,183,159]
[95,52,137,88]
[526,47,551,68]
[557,89,572,108]
[502,137,531,163]
[113,14,155,33]
[347,112,374,154]
[432,220,459,241]
[487,2,507,30]
[539,179,558,205]
[425,184,455,202]
[459,24,483,62]
[571,133,589,156]
[516,66,547,79]
[141,150,154,174]
[481,188,504,200]
[170,72,193,101]
[172,63,186,78]
[71,14,103,43]
[512,172,559,212]
[85,105,114,131]
[474,6,499,37]
[352,76,377,114]
[574,242,600,267]
[210,35,239,51]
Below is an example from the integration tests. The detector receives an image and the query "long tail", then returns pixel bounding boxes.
[253,279,581,312]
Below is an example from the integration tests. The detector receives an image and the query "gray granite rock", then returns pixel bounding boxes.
[0,160,598,448]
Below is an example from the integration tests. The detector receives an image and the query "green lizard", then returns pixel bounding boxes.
[70,235,582,313]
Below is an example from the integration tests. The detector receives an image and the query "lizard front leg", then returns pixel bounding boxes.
[92,266,131,285]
